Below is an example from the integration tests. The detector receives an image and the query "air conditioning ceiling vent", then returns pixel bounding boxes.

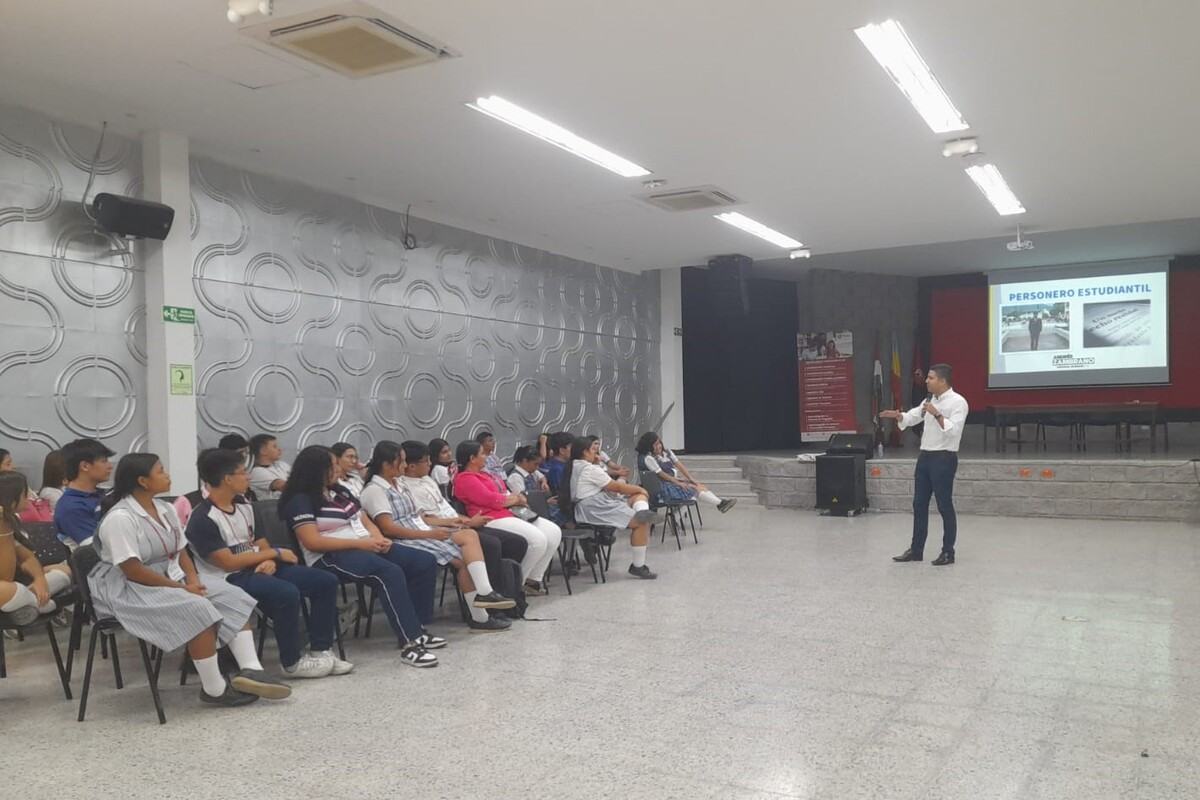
[638,186,740,212]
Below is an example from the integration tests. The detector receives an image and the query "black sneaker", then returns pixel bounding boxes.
[230,669,292,700]
[472,592,516,610]
[717,498,738,513]
[415,631,447,650]
[469,616,512,633]
[200,684,260,707]
[628,564,657,580]
[399,643,439,668]
[523,579,547,596]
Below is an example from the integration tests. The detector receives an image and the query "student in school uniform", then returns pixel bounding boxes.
[358,441,514,633]
[249,434,290,500]
[537,432,572,493]
[279,445,444,668]
[398,442,529,601]
[185,448,351,679]
[476,431,508,483]
[0,472,73,626]
[428,438,457,491]
[560,436,659,580]
[508,445,565,525]
[89,453,290,706]
[38,450,67,513]
[453,440,563,596]
[330,442,365,498]
[635,432,737,513]
[53,438,115,548]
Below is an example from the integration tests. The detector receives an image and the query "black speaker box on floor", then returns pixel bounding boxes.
[816,453,867,516]
[826,433,875,458]
[92,193,175,240]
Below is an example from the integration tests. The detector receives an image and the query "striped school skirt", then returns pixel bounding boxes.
[391,536,462,566]
[575,492,637,529]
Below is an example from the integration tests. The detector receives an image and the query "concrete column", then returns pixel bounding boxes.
[659,267,686,449]
[141,130,197,492]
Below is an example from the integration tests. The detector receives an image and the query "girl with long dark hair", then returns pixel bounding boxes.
[0,471,73,626]
[635,432,736,513]
[428,438,456,489]
[561,437,659,579]
[279,445,443,668]
[91,453,289,706]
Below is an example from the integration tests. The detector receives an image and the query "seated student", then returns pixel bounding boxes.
[476,431,508,483]
[279,445,444,668]
[175,436,262,527]
[428,438,456,490]
[0,449,51,523]
[0,472,73,626]
[398,443,529,599]
[635,432,737,513]
[185,448,351,679]
[249,434,290,500]
[595,442,631,481]
[453,440,562,596]
[561,436,659,580]
[90,453,290,706]
[538,431,573,494]
[217,434,259,502]
[330,442,365,498]
[54,438,115,547]
[359,442,514,633]
[508,445,565,525]
[38,449,67,512]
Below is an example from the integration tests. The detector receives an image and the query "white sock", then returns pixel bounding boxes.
[466,561,494,596]
[194,654,227,696]
[37,570,72,612]
[632,499,650,513]
[631,545,647,568]
[228,629,264,671]
[1,583,37,612]
[698,490,722,507]
[464,591,490,623]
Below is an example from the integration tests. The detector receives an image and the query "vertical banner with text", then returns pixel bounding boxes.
[798,331,858,442]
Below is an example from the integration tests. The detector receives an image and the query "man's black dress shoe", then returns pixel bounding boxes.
[931,552,955,566]
[892,549,923,562]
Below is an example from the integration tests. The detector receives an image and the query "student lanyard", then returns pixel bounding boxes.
[136,504,179,562]
[213,504,254,551]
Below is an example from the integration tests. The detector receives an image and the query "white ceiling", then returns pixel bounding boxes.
[2,0,1199,274]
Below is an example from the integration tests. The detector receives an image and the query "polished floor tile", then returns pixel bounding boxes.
[2,507,1197,799]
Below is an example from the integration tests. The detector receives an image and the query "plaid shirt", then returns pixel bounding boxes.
[386,483,430,531]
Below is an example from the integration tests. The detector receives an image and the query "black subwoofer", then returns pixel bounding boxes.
[816,453,867,516]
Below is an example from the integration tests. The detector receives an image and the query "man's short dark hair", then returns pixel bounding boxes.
[401,440,429,464]
[475,431,495,444]
[548,432,573,454]
[928,363,953,385]
[197,447,245,488]
[62,438,116,481]
[218,434,248,451]
[513,445,538,464]
[248,433,276,460]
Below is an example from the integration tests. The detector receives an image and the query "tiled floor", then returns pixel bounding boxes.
[3,505,1198,799]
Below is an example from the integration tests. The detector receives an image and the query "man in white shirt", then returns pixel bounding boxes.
[880,363,968,566]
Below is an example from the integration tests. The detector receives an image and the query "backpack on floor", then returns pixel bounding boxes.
[492,557,527,619]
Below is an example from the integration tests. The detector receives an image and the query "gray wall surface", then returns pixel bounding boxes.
[0,103,660,481]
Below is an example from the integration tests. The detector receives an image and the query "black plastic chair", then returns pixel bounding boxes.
[8,521,85,669]
[0,528,74,700]
[70,544,167,724]
[526,490,589,594]
[639,471,698,549]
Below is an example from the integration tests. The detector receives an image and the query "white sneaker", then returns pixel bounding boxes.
[319,649,355,676]
[282,651,334,679]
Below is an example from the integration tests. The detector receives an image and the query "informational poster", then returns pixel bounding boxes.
[797,331,857,442]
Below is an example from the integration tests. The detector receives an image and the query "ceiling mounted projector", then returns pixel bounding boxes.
[228,0,272,24]
[942,137,980,158]
[1005,225,1034,252]
[789,249,812,259]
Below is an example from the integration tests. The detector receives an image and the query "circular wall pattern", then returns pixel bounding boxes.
[513,302,545,350]
[244,253,302,323]
[335,324,376,375]
[515,378,546,428]
[403,279,442,339]
[246,365,303,430]
[405,372,445,428]
[468,339,496,382]
[334,224,371,277]
[51,225,134,307]
[53,356,137,438]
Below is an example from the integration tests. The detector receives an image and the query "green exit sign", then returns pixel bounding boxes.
[162,305,195,324]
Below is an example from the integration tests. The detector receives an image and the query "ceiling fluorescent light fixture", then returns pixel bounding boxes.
[714,212,803,249]
[854,19,968,133]
[467,95,650,178]
[964,163,1026,215]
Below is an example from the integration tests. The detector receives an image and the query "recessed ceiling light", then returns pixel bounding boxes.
[714,212,803,249]
[466,95,650,178]
[965,163,1026,216]
[854,19,968,134]
[789,248,811,259]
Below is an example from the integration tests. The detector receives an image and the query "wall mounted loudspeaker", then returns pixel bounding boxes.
[92,193,175,240]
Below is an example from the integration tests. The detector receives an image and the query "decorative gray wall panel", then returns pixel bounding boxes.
[1,101,659,479]
[190,155,660,467]
[0,106,147,476]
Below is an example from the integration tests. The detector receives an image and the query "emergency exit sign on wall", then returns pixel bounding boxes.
[162,305,195,324]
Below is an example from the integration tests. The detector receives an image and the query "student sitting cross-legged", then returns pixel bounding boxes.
[89,453,291,707]
[279,445,444,668]
[185,448,352,680]
[0,472,73,625]
[561,436,659,580]
[635,431,737,513]
[359,441,515,633]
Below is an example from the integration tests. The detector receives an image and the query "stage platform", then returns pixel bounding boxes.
[721,426,1200,522]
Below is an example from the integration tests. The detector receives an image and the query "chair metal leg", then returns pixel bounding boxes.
[109,634,124,689]
[46,622,72,700]
[693,499,703,527]
[179,652,192,686]
[334,615,346,661]
[138,639,167,725]
[558,542,574,595]
[438,566,449,607]
[353,584,367,638]
[0,627,6,678]
[686,505,699,544]
[363,587,377,639]
[77,624,102,722]
[256,613,268,659]
[153,648,164,686]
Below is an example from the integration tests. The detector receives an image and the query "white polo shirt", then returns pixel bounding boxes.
[898,388,969,452]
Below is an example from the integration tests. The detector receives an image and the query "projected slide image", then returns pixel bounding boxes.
[1000,302,1070,353]
[1083,300,1152,348]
